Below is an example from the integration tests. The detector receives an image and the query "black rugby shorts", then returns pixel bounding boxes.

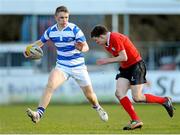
[116,60,147,85]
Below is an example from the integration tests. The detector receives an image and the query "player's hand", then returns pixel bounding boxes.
[96,58,108,65]
[75,42,84,51]
[24,44,33,58]
[23,51,31,58]
[24,44,43,59]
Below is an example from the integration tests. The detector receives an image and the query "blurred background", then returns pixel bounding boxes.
[0,0,180,104]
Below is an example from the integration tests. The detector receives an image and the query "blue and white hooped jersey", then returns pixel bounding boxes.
[40,22,86,68]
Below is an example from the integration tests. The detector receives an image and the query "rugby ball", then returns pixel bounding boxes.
[26,45,43,59]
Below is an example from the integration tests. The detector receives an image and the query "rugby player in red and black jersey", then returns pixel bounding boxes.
[91,25,175,130]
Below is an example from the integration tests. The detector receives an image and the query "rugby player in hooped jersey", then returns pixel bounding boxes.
[24,6,108,123]
[91,25,175,130]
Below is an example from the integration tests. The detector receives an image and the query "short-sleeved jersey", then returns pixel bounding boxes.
[105,32,142,68]
[40,22,86,68]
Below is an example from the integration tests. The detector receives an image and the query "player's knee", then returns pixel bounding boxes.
[132,96,142,103]
[115,91,119,98]
[115,90,123,99]
[132,97,139,102]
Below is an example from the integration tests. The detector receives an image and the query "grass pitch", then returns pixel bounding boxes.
[0,103,179,134]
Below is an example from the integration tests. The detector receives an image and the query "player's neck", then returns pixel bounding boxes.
[57,24,66,31]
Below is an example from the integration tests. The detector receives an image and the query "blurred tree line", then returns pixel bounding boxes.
[106,15,180,41]
[130,15,180,41]
[0,15,180,42]
[0,16,23,42]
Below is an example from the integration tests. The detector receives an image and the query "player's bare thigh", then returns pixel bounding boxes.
[47,68,67,91]
[115,77,130,99]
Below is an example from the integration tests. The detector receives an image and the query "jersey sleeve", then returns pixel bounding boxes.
[73,26,86,42]
[40,27,51,43]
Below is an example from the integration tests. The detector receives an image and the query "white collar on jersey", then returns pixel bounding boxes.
[106,32,111,47]
[56,22,69,31]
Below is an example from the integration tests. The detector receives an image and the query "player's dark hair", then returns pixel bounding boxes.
[55,6,69,15]
[91,25,108,38]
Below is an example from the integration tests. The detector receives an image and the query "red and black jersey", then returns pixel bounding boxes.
[105,32,142,68]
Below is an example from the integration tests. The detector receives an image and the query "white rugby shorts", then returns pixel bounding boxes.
[55,64,92,87]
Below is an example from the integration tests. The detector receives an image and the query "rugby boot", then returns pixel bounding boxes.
[26,108,40,123]
[123,120,143,130]
[96,107,108,122]
[162,97,174,117]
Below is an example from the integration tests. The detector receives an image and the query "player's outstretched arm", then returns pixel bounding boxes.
[96,50,127,65]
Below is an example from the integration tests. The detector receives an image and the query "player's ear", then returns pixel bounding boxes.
[100,35,103,38]
[100,34,106,40]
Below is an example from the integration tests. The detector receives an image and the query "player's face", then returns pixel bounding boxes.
[92,35,107,46]
[55,12,69,28]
